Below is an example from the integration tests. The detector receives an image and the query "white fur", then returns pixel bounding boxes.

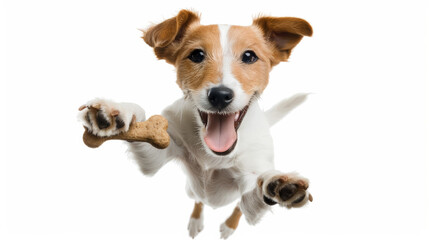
[218,24,251,113]
[239,185,270,225]
[219,223,235,239]
[188,216,204,238]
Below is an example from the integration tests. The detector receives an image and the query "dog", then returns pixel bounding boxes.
[79,9,313,239]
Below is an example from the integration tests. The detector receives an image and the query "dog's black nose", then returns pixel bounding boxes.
[208,87,234,110]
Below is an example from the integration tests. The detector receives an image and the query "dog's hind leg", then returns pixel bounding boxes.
[220,205,242,239]
[188,202,204,238]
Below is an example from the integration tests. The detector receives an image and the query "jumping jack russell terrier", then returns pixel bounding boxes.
[79,9,313,239]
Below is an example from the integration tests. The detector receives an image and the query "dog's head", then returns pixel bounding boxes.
[143,10,312,156]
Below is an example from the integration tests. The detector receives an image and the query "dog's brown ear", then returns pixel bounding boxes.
[253,16,312,65]
[143,10,200,64]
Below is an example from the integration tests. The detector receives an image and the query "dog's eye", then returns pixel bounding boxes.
[188,49,205,63]
[242,50,258,64]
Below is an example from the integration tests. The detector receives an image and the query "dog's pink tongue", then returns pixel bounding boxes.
[204,113,237,153]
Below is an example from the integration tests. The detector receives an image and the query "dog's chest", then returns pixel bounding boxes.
[182,157,241,207]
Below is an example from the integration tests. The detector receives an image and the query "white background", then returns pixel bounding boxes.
[0,0,428,239]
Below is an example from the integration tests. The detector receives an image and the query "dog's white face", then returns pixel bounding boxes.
[143,10,312,156]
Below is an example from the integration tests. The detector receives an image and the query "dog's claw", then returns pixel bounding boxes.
[89,103,101,110]
[111,109,120,117]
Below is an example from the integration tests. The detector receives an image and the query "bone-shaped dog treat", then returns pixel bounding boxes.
[83,115,170,149]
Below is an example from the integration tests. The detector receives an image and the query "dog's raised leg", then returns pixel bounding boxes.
[220,205,242,239]
[240,170,313,224]
[188,202,204,238]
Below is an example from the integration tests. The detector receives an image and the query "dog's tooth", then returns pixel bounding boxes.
[235,112,239,121]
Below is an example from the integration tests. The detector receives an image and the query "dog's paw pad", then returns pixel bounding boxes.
[78,99,133,137]
[95,110,111,129]
[259,172,312,208]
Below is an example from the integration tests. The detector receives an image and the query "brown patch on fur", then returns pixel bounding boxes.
[257,177,264,188]
[190,202,203,219]
[253,16,312,65]
[224,206,242,230]
[143,10,200,64]
[143,10,224,91]
[175,25,222,90]
[228,25,272,94]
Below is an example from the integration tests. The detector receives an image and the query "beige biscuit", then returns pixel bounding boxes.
[83,115,170,149]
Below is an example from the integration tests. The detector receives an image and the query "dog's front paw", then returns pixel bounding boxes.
[258,171,312,208]
[78,99,145,137]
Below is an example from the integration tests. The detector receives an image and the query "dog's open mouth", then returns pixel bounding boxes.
[199,104,249,156]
